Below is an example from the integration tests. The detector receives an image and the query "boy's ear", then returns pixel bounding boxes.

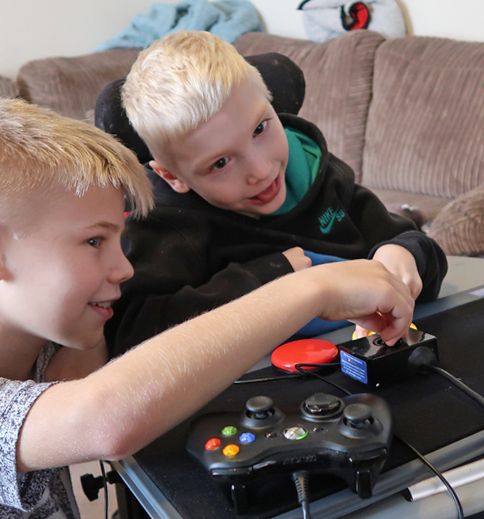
[149,160,190,194]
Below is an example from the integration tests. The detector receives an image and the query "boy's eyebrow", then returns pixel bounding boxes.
[85,222,123,232]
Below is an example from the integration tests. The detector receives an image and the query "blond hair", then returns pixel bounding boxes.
[0,98,153,219]
[123,31,271,162]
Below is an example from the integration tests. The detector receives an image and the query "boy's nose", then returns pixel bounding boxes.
[246,159,272,185]
[109,250,134,285]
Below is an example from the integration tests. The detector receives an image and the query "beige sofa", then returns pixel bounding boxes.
[4,31,484,256]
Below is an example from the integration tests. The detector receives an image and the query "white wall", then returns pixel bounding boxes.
[1,0,483,79]
[0,0,161,78]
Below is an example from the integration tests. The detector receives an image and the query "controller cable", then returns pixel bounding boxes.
[407,346,484,409]
[292,470,311,519]
[233,362,340,384]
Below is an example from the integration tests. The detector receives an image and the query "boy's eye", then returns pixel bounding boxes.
[212,157,229,170]
[87,237,102,248]
[253,120,268,136]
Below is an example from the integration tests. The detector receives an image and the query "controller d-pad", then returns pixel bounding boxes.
[301,393,343,421]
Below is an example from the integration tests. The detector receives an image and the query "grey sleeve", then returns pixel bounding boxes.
[0,378,54,510]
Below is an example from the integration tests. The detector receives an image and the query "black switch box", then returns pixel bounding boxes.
[338,328,439,388]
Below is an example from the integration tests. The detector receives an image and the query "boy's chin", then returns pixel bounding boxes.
[63,334,105,351]
[247,199,285,217]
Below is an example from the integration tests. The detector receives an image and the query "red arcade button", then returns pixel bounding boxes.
[271,338,338,373]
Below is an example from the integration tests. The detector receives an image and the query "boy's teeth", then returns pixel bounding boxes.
[92,302,111,308]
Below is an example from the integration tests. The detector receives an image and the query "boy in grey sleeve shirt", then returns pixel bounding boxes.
[0,98,413,516]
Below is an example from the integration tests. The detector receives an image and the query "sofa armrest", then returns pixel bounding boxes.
[428,184,484,257]
[17,48,140,120]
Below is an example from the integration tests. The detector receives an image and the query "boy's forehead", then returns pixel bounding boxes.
[4,185,125,234]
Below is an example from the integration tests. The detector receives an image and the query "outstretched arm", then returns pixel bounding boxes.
[18,260,413,472]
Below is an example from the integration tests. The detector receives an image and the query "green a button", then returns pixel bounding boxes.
[221,425,238,437]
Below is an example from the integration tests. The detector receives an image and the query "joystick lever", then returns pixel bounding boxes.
[243,396,284,428]
[343,403,373,429]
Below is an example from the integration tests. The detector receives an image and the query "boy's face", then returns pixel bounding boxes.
[0,185,133,351]
[152,78,289,216]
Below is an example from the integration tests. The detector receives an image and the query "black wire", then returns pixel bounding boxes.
[398,438,464,519]
[429,365,484,408]
[234,373,301,384]
[233,362,339,384]
[99,460,109,519]
[292,471,311,519]
[294,364,350,395]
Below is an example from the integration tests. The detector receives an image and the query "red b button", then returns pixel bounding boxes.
[204,438,222,451]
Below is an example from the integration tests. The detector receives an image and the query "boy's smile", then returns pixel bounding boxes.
[152,77,289,217]
[247,172,282,206]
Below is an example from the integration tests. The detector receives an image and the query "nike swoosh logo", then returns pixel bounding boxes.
[320,212,338,234]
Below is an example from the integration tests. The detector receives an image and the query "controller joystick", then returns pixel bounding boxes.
[186,392,393,513]
[344,403,373,428]
[243,396,284,428]
[339,403,382,440]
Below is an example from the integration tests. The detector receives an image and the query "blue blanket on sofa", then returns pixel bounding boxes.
[96,0,262,51]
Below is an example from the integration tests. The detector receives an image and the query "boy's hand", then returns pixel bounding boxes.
[354,244,421,341]
[282,247,312,271]
[372,244,422,299]
[314,259,414,346]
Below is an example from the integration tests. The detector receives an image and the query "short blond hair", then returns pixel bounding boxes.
[0,98,153,219]
[123,31,271,162]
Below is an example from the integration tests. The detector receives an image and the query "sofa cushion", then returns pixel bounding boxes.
[363,36,484,198]
[17,48,140,120]
[369,188,452,228]
[0,76,17,98]
[427,184,484,256]
[235,31,384,182]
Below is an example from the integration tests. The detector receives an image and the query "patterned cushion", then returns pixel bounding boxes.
[428,184,484,256]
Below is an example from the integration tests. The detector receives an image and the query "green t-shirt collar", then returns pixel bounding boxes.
[272,127,321,215]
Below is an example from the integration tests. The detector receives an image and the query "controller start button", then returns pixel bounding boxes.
[223,444,240,457]
[283,426,308,441]
[221,425,238,437]
[204,438,221,451]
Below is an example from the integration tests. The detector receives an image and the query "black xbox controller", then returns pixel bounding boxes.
[186,392,392,512]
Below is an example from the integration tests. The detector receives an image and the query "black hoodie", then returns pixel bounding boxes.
[105,114,447,355]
